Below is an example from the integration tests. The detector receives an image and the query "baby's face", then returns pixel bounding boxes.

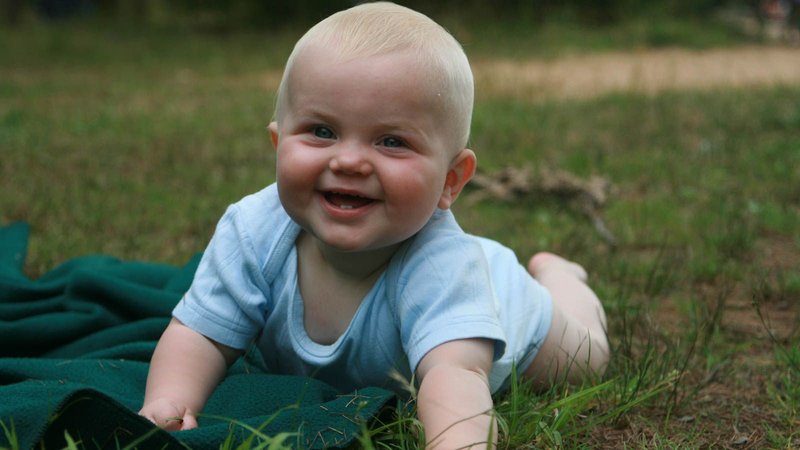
[271,45,459,252]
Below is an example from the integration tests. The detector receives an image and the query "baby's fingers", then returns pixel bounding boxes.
[160,416,186,431]
[152,413,195,431]
[158,411,198,431]
[179,413,198,430]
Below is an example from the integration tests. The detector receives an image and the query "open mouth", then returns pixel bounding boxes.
[323,191,375,210]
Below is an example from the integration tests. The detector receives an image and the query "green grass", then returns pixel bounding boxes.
[2,16,799,449]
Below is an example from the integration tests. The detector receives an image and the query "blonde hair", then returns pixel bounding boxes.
[274,2,474,148]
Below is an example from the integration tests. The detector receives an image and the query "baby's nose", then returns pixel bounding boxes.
[329,145,374,175]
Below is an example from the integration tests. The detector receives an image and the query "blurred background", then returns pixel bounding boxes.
[3,0,799,35]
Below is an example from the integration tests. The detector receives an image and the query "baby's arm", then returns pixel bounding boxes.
[416,338,496,449]
[139,318,242,430]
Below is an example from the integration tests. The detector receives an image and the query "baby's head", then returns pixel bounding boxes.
[274,1,474,151]
[270,2,478,253]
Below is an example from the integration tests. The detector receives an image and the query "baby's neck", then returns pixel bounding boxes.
[298,232,399,282]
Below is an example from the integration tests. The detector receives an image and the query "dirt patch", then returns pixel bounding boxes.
[472,46,800,100]
[606,235,800,448]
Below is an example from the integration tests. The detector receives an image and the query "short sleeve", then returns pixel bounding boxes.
[390,211,507,374]
[173,204,272,350]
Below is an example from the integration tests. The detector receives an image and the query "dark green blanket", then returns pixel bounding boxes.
[0,222,394,449]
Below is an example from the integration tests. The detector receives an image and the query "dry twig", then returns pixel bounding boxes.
[466,166,617,247]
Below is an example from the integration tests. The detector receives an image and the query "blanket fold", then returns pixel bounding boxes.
[0,222,394,449]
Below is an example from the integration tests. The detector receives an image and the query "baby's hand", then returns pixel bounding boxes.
[527,252,588,282]
[139,398,198,431]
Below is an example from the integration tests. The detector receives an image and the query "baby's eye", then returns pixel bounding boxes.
[313,126,335,139]
[380,136,405,148]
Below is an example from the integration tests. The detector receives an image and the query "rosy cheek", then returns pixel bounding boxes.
[278,147,316,178]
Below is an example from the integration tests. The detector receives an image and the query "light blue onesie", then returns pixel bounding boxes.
[173,183,552,394]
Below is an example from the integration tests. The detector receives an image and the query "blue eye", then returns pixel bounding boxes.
[382,136,404,148]
[313,126,335,139]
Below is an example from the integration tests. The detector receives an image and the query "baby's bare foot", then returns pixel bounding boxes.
[527,252,588,282]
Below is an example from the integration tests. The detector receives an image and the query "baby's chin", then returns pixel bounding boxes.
[309,230,410,256]
[319,237,399,254]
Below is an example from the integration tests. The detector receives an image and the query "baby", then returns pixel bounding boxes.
[139,2,609,448]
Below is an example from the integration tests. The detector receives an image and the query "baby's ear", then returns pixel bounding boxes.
[268,122,279,150]
[438,149,476,210]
